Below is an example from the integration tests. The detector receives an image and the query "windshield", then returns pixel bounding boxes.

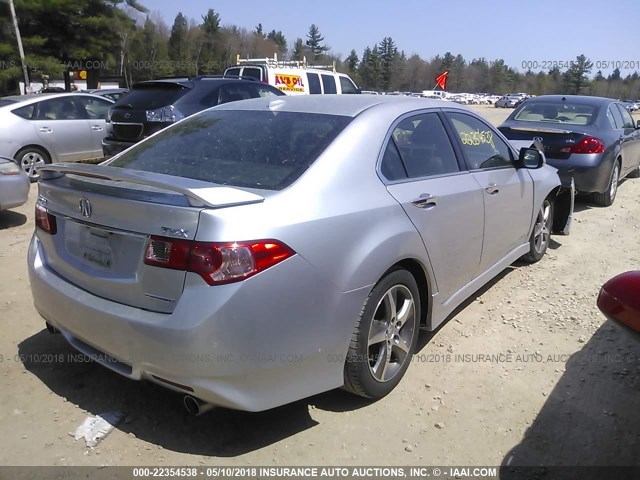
[107,110,352,190]
[514,102,597,126]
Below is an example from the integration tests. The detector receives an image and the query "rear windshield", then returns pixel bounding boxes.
[112,84,190,110]
[108,110,352,190]
[514,102,598,126]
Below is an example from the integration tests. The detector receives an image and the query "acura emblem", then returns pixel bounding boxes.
[533,136,544,143]
[79,198,92,218]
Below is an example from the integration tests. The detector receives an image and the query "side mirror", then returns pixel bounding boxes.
[518,147,545,169]
[636,119,640,129]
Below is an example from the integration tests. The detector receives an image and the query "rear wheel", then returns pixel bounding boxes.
[593,161,620,207]
[522,198,553,264]
[15,146,50,182]
[343,269,420,399]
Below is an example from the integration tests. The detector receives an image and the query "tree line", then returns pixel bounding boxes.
[0,1,638,99]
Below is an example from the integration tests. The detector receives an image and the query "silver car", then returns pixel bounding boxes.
[0,93,114,181]
[0,157,29,210]
[28,96,573,412]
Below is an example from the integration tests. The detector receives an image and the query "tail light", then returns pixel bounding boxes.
[569,136,605,154]
[35,204,57,235]
[144,236,295,285]
[0,161,21,175]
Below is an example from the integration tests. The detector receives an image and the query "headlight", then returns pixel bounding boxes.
[145,105,184,123]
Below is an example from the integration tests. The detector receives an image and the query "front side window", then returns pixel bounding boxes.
[321,74,337,94]
[339,76,359,94]
[447,112,513,170]
[108,110,352,190]
[76,96,112,119]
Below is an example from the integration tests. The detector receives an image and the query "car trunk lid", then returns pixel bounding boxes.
[35,164,264,313]
[499,125,589,160]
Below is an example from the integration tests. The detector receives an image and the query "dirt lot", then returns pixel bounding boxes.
[0,106,639,469]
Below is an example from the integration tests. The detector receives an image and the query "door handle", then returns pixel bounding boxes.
[91,125,104,131]
[411,194,438,208]
[38,127,52,133]
[485,183,500,195]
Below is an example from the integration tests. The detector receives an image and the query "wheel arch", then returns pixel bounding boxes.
[383,258,433,330]
[15,144,54,163]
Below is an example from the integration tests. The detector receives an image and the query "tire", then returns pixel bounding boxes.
[522,198,554,264]
[592,161,620,207]
[15,146,51,182]
[343,268,420,399]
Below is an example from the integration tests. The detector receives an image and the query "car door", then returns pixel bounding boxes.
[382,112,484,302]
[75,95,112,159]
[443,110,534,275]
[34,96,94,162]
[614,103,640,175]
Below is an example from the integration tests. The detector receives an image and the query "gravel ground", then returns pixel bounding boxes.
[0,106,638,469]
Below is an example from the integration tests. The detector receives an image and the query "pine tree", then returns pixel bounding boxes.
[305,24,329,60]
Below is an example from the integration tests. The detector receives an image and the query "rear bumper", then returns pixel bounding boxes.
[28,235,367,411]
[546,153,612,194]
[0,173,29,210]
[102,138,136,160]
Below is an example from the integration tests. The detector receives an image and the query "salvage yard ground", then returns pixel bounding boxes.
[0,106,638,468]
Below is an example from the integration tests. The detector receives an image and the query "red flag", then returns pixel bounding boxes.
[435,71,448,90]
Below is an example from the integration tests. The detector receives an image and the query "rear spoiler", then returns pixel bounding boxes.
[38,163,265,208]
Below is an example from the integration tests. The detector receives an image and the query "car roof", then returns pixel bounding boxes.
[133,76,260,89]
[524,95,615,106]
[0,92,114,108]
[211,94,468,117]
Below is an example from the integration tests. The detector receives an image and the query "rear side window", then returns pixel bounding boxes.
[339,76,359,94]
[108,110,352,190]
[225,67,241,76]
[307,73,321,94]
[12,104,35,119]
[392,113,459,178]
[114,84,189,110]
[321,75,337,94]
[616,104,636,128]
[608,105,625,129]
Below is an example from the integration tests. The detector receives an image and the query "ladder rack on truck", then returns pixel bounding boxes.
[235,53,336,72]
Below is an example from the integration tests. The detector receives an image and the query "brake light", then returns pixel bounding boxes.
[144,236,295,285]
[35,204,57,235]
[570,136,605,154]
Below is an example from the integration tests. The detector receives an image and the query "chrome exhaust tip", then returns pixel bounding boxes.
[183,395,215,416]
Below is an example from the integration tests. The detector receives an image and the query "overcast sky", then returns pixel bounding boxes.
[149,0,639,77]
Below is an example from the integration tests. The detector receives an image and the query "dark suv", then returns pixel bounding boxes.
[102,76,285,158]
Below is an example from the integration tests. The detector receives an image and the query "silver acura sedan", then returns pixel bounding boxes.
[0,93,114,181]
[28,96,573,412]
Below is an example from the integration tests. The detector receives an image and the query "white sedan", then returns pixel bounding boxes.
[0,93,114,181]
